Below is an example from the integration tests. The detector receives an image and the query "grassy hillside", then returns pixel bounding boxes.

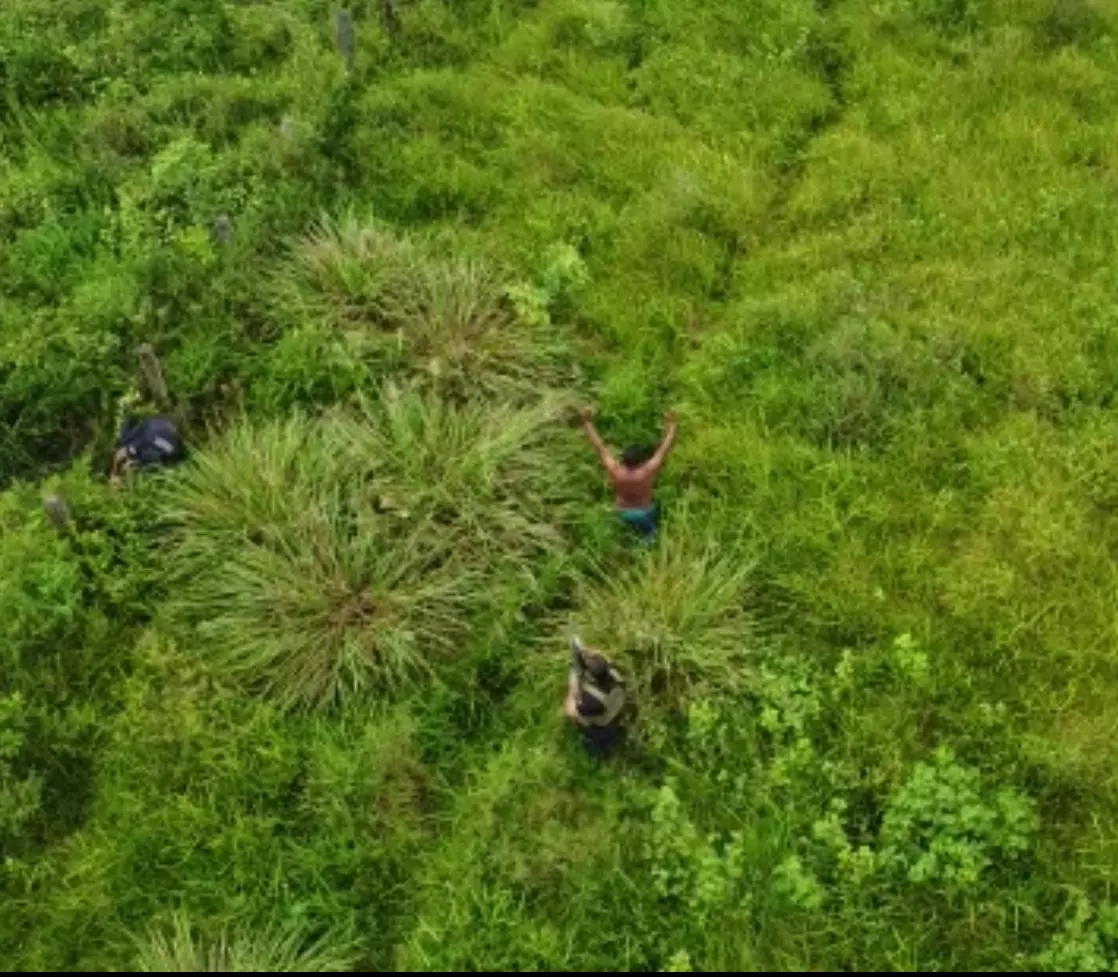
[3,0,1118,970]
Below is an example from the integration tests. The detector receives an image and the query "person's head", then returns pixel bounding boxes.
[621,444,653,469]
[582,651,611,682]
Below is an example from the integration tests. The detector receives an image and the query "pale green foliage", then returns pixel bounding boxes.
[1035,893,1118,972]
[539,241,590,303]
[163,389,580,708]
[504,242,589,327]
[645,780,746,917]
[878,747,1037,891]
[277,212,571,400]
[661,948,694,972]
[574,504,758,707]
[135,913,352,972]
[772,854,825,911]
[116,134,219,252]
[503,281,552,328]
[889,632,930,687]
[810,801,879,890]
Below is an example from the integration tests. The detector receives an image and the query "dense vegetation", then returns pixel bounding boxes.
[3,0,1118,970]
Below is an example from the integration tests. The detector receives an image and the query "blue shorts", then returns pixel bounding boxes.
[618,505,658,542]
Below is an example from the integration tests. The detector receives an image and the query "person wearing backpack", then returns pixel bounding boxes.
[563,631,628,758]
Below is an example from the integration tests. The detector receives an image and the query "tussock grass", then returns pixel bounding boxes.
[162,388,581,708]
[135,913,352,972]
[341,386,583,559]
[275,212,572,401]
[276,213,417,329]
[162,415,474,707]
[568,503,760,709]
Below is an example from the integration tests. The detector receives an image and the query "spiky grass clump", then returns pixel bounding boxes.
[162,389,581,709]
[135,914,352,972]
[340,386,582,559]
[275,212,572,402]
[162,415,473,708]
[275,213,418,331]
[569,505,759,709]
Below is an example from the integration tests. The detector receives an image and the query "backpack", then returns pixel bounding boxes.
[118,416,185,468]
[579,667,627,727]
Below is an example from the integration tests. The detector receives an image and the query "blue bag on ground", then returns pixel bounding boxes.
[117,416,186,468]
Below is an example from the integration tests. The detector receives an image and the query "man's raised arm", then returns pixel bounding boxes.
[642,409,678,475]
[578,407,618,474]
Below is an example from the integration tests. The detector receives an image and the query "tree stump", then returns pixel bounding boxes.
[335,10,355,67]
[212,214,233,246]
[136,343,169,406]
[43,494,71,529]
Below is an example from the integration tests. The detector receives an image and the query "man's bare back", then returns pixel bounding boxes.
[609,463,657,510]
[577,406,677,540]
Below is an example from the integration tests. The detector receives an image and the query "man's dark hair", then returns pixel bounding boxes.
[621,444,653,469]
[583,652,616,691]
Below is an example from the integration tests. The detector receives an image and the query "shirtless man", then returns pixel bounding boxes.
[577,406,678,543]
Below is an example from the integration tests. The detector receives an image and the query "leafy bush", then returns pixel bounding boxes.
[772,853,826,911]
[1035,893,1118,972]
[643,779,747,919]
[0,693,43,850]
[247,323,373,415]
[877,747,1038,893]
[503,241,590,327]
[0,469,159,855]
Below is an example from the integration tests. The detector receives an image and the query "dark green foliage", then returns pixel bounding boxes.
[0,468,161,864]
[1030,0,1112,52]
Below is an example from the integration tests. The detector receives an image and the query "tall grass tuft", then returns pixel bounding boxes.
[162,389,581,709]
[275,212,417,330]
[569,503,760,709]
[135,913,352,972]
[341,385,583,559]
[275,212,572,401]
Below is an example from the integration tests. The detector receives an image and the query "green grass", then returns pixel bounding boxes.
[275,211,576,402]
[135,913,354,973]
[566,499,761,710]
[162,390,582,708]
[4,0,1118,972]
